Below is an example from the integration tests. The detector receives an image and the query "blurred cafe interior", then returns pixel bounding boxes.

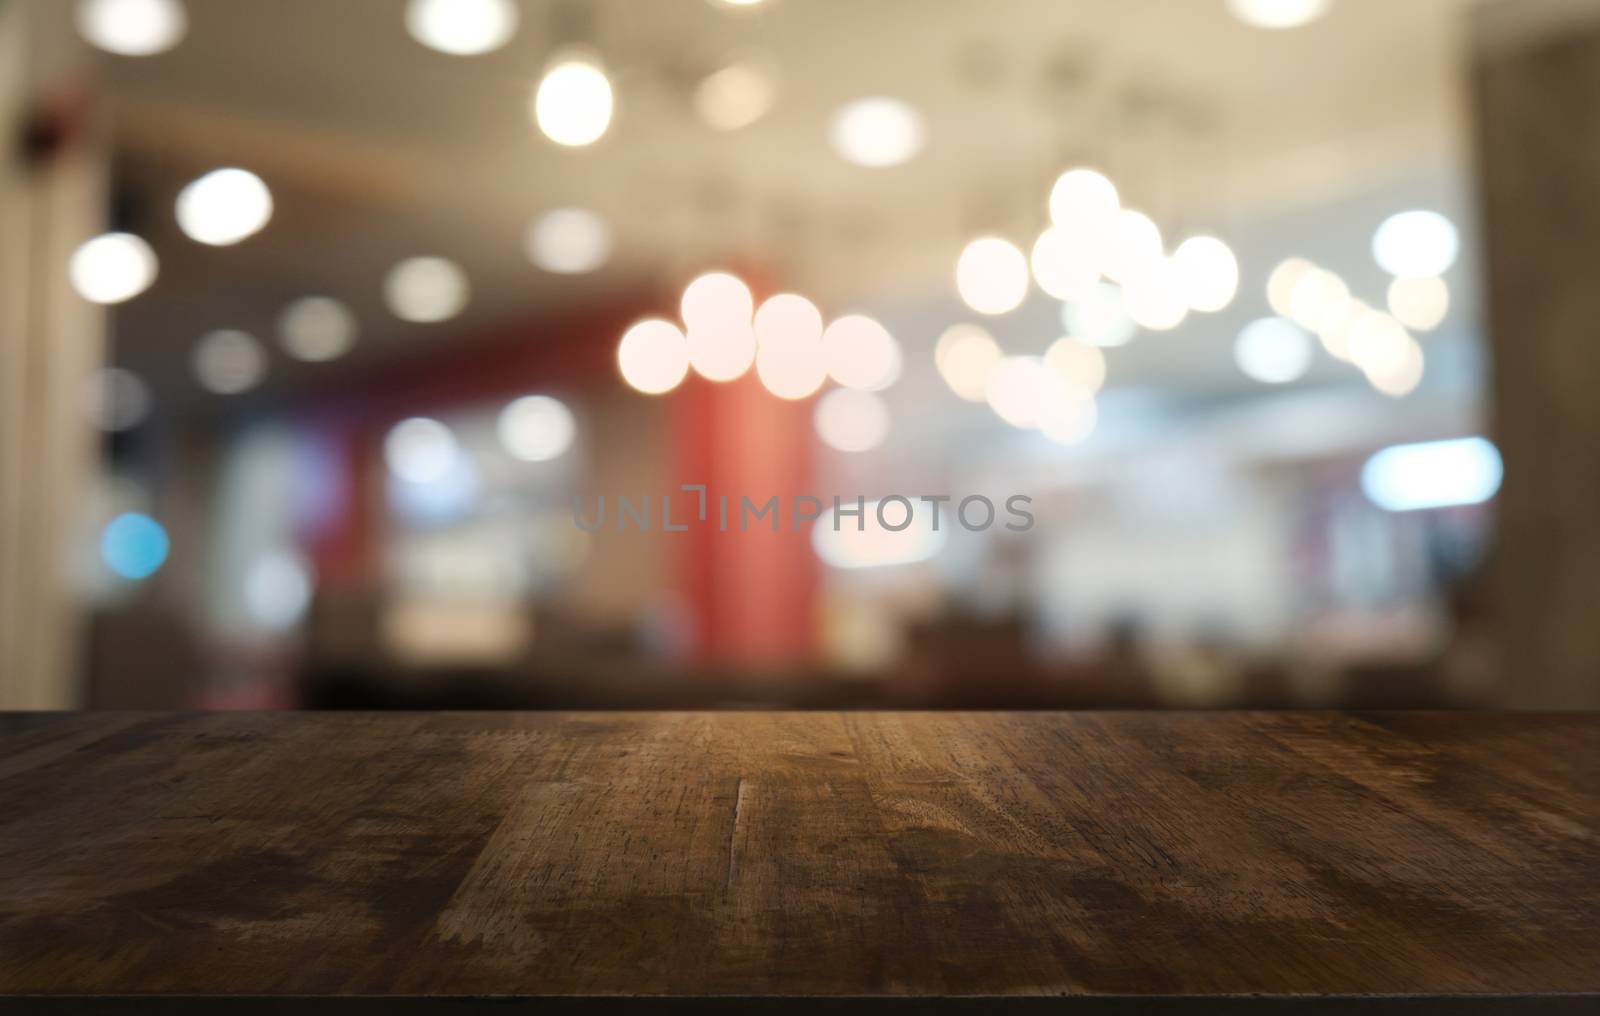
[3,0,1599,711]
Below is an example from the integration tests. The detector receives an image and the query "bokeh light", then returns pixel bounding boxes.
[1226,0,1332,30]
[1365,336,1425,397]
[498,395,576,462]
[404,0,518,56]
[1064,281,1139,348]
[278,296,357,362]
[69,232,158,305]
[617,319,691,395]
[76,0,186,56]
[244,550,315,632]
[534,52,614,147]
[1372,210,1459,278]
[814,389,890,453]
[384,256,470,323]
[812,500,947,570]
[1048,168,1120,229]
[821,314,901,391]
[1172,235,1239,313]
[81,367,151,432]
[694,61,776,132]
[1038,391,1098,446]
[1044,336,1107,394]
[1386,275,1450,332]
[1287,266,1351,334]
[829,97,924,168]
[193,329,267,395]
[683,272,757,382]
[100,512,169,581]
[1266,257,1314,318]
[385,417,459,484]
[1234,317,1314,384]
[1346,308,1412,378]
[754,295,826,400]
[935,324,1002,402]
[526,208,612,274]
[1099,209,1163,284]
[1031,227,1101,301]
[985,355,1052,429]
[1120,257,1188,332]
[956,237,1029,316]
[1362,438,1501,512]
[175,168,273,246]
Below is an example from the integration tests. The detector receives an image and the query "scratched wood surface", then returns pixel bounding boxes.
[0,711,1595,1002]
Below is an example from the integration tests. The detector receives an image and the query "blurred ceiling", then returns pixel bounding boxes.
[95,0,1484,405]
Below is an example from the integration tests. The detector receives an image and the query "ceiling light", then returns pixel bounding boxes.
[956,237,1029,316]
[176,168,273,246]
[1171,235,1239,313]
[829,97,924,168]
[76,0,186,56]
[384,256,470,323]
[815,388,890,453]
[278,296,357,362]
[69,232,157,304]
[534,51,614,147]
[193,329,266,395]
[526,208,612,274]
[1234,317,1314,384]
[498,395,576,462]
[1372,210,1459,278]
[1226,0,1333,30]
[694,61,776,132]
[617,319,690,395]
[405,0,518,55]
[683,272,756,382]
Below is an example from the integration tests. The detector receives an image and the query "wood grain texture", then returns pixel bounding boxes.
[0,711,1595,1006]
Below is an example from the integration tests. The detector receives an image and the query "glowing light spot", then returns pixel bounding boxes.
[1361,437,1501,512]
[101,512,169,580]
[821,314,901,391]
[69,232,157,305]
[1365,336,1425,398]
[694,60,776,131]
[1064,281,1139,348]
[956,237,1029,316]
[935,324,1002,402]
[1049,168,1120,229]
[754,294,826,400]
[534,52,614,147]
[384,256,469,323]
[1346,309,1412,378]
[812,500,947,570]
[1226,0,1332,30]
[1386,275,1450,332]
[245,550,314,631]
[385,417,459,484]
[985,355,1052,429]
[1120,257,1188,332]
[76,0,186,56]
[1038,391,1098,446]
[814,388,889,453]
[682,272,756,382]
[1287,267,1351,333]
[1172,235,1239,313]
[1099,209,1163,284]
[175,168,272,246]
[193,329,266,395]
[1234,317,1314,384]
[829,97,924,168]
[498,395,576,462]
[1044,336,1106,394]
[1031,227,1101,301]
[404,0,518,55]
[618,319,691,395]
[1373,210,1459,278]
[526,208,611,274]
[278,296,357,362]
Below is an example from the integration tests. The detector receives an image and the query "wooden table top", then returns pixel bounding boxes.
[0,711,1595,1012]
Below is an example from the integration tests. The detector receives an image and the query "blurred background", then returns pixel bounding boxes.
[3,0,1597,711]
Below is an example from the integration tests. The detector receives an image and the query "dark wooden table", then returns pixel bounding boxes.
[0,711,1595,1013]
